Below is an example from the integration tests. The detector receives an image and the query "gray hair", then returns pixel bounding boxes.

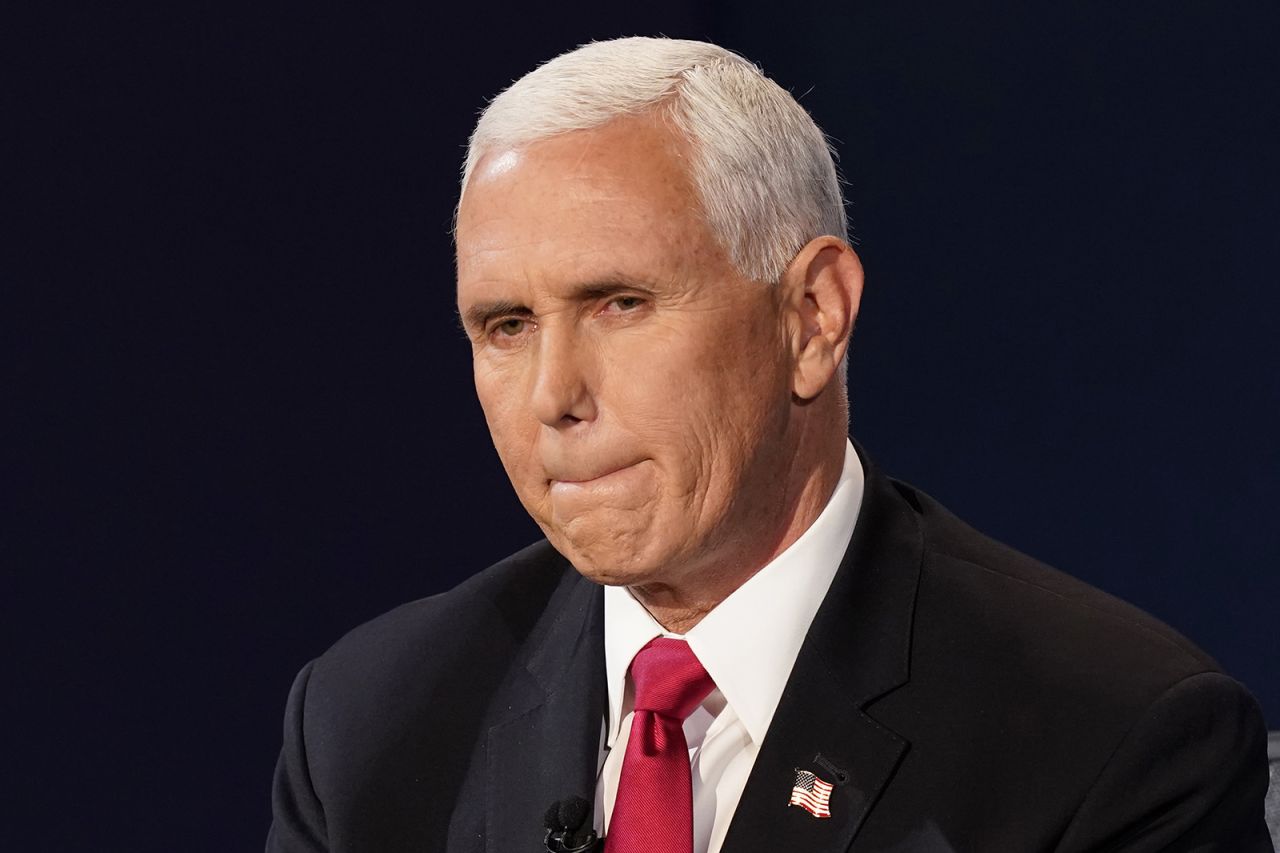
[459,36,848,284]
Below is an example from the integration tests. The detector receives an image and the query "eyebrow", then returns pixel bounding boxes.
[460,299,531,333]
[459,277,658,333]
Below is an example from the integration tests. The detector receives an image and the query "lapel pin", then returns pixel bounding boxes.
[788,768,834,818]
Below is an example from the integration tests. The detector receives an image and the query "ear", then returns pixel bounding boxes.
[780,236,864,401]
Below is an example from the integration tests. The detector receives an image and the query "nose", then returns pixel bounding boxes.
[528,324,597,428]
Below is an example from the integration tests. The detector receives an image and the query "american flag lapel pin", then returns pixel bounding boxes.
[788,768,834,818]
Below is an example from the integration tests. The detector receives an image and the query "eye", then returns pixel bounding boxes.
[604,295,645,313]
[487,317,532,345]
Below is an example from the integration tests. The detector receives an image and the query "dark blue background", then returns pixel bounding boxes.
[8,1,1277,849]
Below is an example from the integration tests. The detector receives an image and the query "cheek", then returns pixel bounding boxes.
[609,307,786,422]
[474,365,510,440]
[475,364,541,484]
[599,330,781,498]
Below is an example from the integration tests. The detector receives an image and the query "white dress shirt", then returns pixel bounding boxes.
[593,439,865,853]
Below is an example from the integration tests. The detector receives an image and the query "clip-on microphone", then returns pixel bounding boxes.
[543,796,602,853]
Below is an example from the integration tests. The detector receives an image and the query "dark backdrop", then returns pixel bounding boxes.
[8,1,1278,849]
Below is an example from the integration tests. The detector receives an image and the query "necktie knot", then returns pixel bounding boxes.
[610,637,711,853]
[628,637,714,721]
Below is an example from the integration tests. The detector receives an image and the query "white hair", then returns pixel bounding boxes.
[459,36,848,284]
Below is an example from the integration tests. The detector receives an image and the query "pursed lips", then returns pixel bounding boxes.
[546,459,644,487]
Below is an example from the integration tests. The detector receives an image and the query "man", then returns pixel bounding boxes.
[267,37,1272,852]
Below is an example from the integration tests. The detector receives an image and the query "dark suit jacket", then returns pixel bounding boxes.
[267,444,1273,852]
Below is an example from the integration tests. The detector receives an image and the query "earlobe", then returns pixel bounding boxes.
[787,237,863,401]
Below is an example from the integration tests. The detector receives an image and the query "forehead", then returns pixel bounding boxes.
[455,116,729,299]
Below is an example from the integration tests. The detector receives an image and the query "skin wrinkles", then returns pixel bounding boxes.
[456,111,864,633]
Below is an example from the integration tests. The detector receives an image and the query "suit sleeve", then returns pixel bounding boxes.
[1055,670,1274,852]
[266,660,329,853]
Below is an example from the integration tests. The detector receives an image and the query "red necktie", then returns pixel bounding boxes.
[607,638,715,853]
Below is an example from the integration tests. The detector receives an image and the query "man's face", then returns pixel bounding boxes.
[455,115,801,590]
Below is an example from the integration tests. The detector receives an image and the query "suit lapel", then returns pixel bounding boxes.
[484,566,606,853]
[720,443,924,853]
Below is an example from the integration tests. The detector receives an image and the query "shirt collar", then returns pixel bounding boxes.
[602,439,865,747]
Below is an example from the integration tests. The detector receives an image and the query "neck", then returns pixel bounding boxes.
[629,422,848,634]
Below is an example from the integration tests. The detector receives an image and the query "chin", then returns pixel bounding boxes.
[567,563,634,587]
[543,529,668,588]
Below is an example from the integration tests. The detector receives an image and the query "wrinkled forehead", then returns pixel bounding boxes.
[455,118,729,297]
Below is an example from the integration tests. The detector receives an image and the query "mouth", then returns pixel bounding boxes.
[548,460,645,492]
